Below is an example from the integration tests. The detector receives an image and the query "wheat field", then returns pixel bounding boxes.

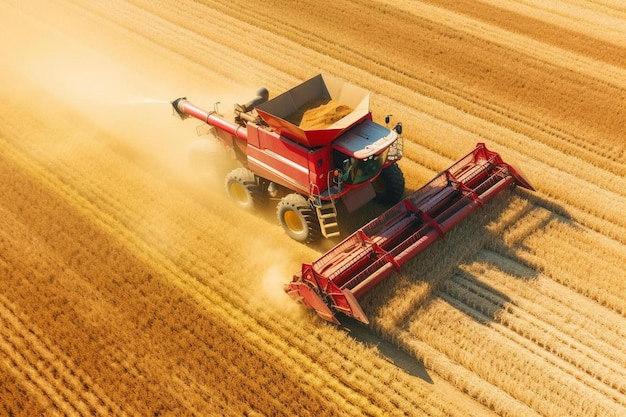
[0,0,624,416]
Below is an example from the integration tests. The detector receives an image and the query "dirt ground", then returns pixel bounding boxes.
[1,0,624,416]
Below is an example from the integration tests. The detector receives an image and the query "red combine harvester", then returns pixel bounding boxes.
[285,143,534,324]
[171,74,533,324]
[172,74,405,243]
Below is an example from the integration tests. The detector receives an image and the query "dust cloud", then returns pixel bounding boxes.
[0,4,256,185]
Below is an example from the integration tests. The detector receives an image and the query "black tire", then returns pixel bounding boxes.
[276,194,321,243]
[373,164,405,204]
[225,168,262,210]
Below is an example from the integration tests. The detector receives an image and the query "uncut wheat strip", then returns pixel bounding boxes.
[444,275,626,401]
[374,0,626,88]
[0,294,128,416]
[75,0,620,179]
[0,139,393,417]
[206,0,619,183]
[417,295,624,417]
[465,252,626,367]
[480,0,626,47]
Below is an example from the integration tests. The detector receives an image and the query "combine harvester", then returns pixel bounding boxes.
[171,74,533,324]
[285,143,534,324]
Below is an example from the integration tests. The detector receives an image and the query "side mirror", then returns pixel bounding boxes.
[394,122,403,135]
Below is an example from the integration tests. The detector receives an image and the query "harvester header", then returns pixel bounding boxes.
[285,143,534,324]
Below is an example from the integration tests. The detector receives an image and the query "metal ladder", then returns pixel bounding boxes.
[316,200,340,238]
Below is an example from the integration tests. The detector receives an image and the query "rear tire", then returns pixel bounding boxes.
[373,164,405,204]
[277,194,321,243]
[225,168,262,210]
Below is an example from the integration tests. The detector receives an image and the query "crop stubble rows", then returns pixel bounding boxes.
[1,0,624,416]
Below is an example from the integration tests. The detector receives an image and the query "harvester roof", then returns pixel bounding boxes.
[255,74,371,148]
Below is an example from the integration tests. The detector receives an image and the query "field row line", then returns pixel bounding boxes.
[0,148,224,415]
[395,328,540,417]
[412,295,625,417]
[225,0,626,170]
[443,273,626,402]
[491,210,626,316]
[468,250,626,361]
[374,0,626,85]
[0,155,303,416]
[0,292,126,416]
[205,0,625,168]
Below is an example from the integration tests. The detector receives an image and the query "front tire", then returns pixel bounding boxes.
[373,164,405,204]
[225,168,261,210]
[277,194,321,243]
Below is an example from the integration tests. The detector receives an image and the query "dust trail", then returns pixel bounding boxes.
[260,265,305,317]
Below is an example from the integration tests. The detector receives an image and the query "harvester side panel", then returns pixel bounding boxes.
[285,143,534,324]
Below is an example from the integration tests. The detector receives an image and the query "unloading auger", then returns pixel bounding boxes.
[284,143,534,324]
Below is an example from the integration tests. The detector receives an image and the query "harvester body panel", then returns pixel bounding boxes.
[285,143,534,324]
